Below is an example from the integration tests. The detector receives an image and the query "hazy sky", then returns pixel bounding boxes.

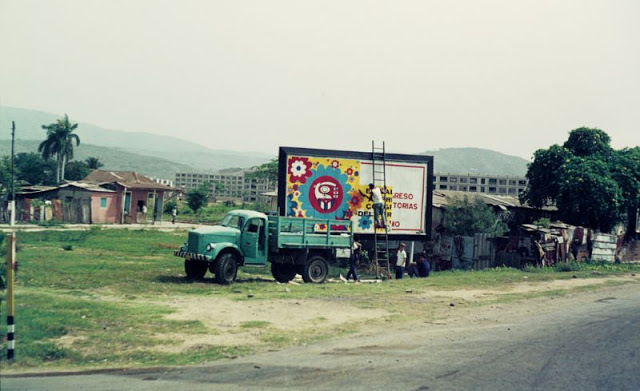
[1,0,638,159]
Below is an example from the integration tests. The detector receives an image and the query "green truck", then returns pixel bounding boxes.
[174,209,353,284]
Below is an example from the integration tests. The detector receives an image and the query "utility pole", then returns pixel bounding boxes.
[7,121,17,360]
[10,121,16,226]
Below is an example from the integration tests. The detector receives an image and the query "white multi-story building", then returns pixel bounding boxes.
[433,173,528,195]
[175,169,273,203]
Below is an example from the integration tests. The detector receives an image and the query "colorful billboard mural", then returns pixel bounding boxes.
[278,147,433,238]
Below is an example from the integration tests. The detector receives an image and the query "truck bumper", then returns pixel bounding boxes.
[174,250,209,262]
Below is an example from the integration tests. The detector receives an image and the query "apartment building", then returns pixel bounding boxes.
[174,170,273,203]
[433,173,528,196]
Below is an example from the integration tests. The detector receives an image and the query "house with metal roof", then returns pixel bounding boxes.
[83,170,178,224]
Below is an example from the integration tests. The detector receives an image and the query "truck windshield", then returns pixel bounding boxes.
[219,214,245,229]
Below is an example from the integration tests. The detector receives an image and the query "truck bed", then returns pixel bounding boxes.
[268,216,352,250]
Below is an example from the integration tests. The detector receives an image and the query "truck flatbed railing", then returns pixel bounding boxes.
[268,216,352,249]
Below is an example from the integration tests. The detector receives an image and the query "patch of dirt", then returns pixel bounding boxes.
[158,297,389,352]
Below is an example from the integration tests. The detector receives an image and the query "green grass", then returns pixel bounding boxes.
[1,228,638,371]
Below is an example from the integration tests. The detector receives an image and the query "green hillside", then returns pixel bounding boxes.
[423,147,529,176]
[0,106,272,171]
[0,140,198,179]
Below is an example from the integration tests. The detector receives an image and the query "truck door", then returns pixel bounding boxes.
[242,217,267,265]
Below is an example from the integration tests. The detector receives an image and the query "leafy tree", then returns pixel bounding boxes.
[65,160,91,181]
[611,147,640,238]
[246,158,278,183]
[521,127,640,236]
[163,199,177,214]
[38,114,80,183]
[85,157,104,170]
[15,152,57,186]
[187,182,210,213]
[0,156,11,195]
[444,196,508,236]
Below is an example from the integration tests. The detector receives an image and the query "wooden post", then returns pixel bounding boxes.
[6,233,16,360]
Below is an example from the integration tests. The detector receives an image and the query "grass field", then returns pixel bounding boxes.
[1,228,638,371]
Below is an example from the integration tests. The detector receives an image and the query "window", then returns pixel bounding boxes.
[489,178,497,185]
[470,186,477,192]
[439,185,448,190]
[440,176,448,182]
[100,197,107,208]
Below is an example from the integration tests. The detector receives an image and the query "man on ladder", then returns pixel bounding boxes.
[361,183,387,230]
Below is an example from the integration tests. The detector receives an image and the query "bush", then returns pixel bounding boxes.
[554,262,581,272]
[163,199,177,214]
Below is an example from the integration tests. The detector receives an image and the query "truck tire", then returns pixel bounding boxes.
[185,259,207,279]
[271,263,297,283]
[214,253,238,285]
[302,255,329,283]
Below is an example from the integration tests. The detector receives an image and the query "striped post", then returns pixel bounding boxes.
[7,233,16,360]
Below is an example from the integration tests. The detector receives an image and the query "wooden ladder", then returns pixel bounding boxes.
[371,140,391,279]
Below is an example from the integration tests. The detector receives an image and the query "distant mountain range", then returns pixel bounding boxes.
[423,148,528,176]
[1,106,529,179]
[0,106,273,176]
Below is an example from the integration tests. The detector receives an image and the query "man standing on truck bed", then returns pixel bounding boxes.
[360,183,386,230]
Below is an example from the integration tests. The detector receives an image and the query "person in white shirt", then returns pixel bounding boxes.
[395,243,407,279]
[360,183,387,230]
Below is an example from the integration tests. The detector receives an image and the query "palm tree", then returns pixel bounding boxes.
[85,157,104,170]
[38,114,80,183]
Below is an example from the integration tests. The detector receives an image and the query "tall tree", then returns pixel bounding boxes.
[65,160,91,181]
[14,153,57,186]
[246,158,278,183]
[85,157,104,170]
[38,114,80,183]
[187,182,210,213]
[521,127,639,236]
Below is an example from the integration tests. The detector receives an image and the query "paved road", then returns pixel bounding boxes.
[3,283,639,391]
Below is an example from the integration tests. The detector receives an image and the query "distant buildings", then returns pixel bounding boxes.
[433,173,528,196]
[174,169,274,204]
[175,169,526,204]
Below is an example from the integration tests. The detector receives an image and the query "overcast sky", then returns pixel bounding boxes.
[1,0,638,159]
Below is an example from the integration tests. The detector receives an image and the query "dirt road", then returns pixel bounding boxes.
[4,278,638,391]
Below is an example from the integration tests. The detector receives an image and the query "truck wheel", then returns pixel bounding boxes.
[214,253,238,285]
[302,256,329,283]
[185,259,207,279]
[271,263,297,283]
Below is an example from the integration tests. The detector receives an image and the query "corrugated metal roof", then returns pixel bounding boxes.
[432,190,556,211]
[83,170,177,190]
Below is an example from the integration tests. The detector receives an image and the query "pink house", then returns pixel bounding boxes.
[83,170,178,224]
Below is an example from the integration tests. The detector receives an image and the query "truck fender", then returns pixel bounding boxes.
[208,243,243,265]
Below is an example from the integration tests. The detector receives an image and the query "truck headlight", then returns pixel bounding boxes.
[206,243,214,252]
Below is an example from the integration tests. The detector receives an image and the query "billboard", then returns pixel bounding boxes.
[278,147,433,240]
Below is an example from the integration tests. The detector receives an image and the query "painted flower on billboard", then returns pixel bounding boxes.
[288,156,313,184]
